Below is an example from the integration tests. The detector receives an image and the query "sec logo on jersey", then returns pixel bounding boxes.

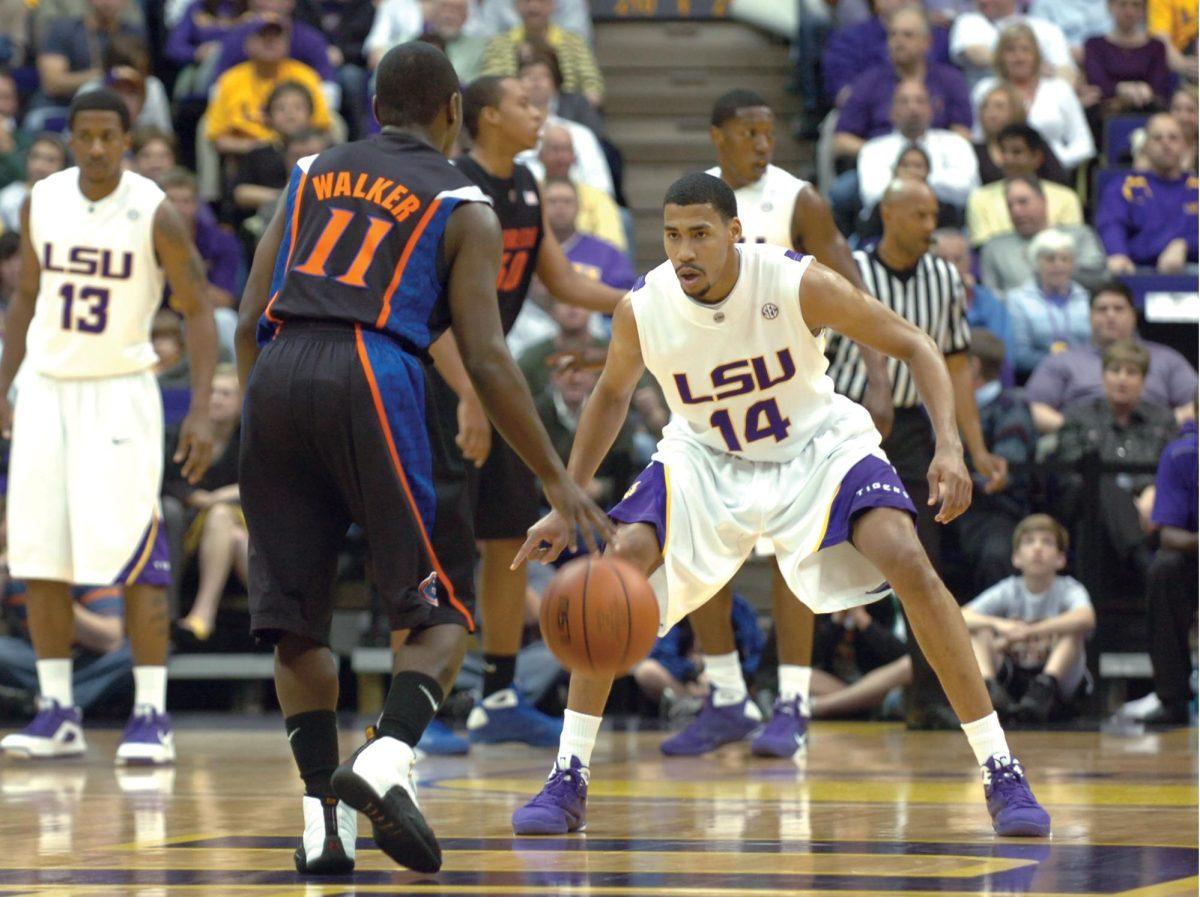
[761,303,779,320]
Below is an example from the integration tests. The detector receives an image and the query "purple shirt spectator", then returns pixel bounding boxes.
[1026,340,1198,412]
[562,233,635,291]
[822,17,951,104]
[1095,170,1199,265]
[194,216,243,296]
[1083,36,1172,104]
[209,18,333,86]
[1151,420,1198,532]
[837,62,972,140]
[165,0,245,66]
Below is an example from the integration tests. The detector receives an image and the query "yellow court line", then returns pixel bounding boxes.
[3,886,1172,897]
[1117,877,1200,897]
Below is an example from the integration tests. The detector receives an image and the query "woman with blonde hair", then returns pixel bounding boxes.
[972,23,1096,170]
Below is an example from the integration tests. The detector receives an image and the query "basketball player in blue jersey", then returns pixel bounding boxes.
[510,173,1050,840]
[236,43,611,876]
[0,90,217,766]
[660,89,900,759]
[419,75,623,751]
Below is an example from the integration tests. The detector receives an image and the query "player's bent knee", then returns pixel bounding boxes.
[606,523,659,574]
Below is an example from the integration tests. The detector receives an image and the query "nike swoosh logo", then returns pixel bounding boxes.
[417,685,439,712]
[288,729,299,742]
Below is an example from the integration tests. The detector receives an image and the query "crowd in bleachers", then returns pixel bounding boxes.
[0,0,1192,730]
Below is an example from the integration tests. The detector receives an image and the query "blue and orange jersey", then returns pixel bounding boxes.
[259,131,491,350]
[3,583,123,643]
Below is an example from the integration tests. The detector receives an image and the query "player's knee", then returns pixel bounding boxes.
[206,502,235,527]
[606,523,659,574]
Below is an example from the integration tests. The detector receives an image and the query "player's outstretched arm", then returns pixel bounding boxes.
[944,352,1008,494]
[236,197,287,388]
[444,201,613,554]
[799,261,971,523]
[514,295,646,568]
[0,198,41,437]
[792,186,894,438]
[156,199,218,483]
[535,209,623,314]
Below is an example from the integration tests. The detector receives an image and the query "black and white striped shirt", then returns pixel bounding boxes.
[826,249,971,409]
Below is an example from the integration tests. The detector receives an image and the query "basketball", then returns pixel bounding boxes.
[540,556,660,676]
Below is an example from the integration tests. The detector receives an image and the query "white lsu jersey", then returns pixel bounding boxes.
[705,164,808,248]
[630,243,873,463]
[26,168,166,379]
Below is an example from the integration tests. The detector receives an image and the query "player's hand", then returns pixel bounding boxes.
[863,378,894,439]
[455,395,491,468]
[1157,239,1189,274]
[927,445,972,524]
[175,408,214,485]
[972,451,1009,495]
[0,393,12,440]
[511,477,615,568]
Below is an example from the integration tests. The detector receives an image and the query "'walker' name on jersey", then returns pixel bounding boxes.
[42,246,134,280]
[673,348,796,404]
[308,169,424,223]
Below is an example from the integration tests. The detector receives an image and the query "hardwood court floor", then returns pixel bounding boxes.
[0,719,1194,896]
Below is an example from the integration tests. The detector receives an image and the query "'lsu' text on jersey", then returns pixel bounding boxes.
[26,168,166,379]
[705,164,808,248]
[261,131,489,350]
[631,244,873,463]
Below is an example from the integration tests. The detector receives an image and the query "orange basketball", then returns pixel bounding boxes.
[540,556,660,676]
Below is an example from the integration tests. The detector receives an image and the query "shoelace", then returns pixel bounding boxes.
[989,764,1041,809]
[531,766,584,805]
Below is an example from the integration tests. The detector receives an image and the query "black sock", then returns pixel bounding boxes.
[377,671,444,747]
[481,653,517,698]
[285,710,339,799]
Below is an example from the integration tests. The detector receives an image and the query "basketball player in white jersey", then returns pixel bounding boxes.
[510,173,1050,840]
[0,90,217,764]
[656,89,900,759]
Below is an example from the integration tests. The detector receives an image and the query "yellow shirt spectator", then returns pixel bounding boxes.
[481,24,604,103]
[1148,0,1198,52]
[967,180,1082,246]
[574,182,627,253]
[206,59,330,144]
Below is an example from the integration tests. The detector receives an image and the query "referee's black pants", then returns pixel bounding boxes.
[879,407,954,724]
[1147,549,1198,709]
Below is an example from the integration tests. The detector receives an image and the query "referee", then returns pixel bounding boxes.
[826,178,1008,728]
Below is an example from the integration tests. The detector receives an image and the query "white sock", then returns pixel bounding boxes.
[557,709,602,769]
[778,665,812,711]
[36,658,73,707]
[961,711,1011,767]
[703,651,749,707]
[133,666,167,714]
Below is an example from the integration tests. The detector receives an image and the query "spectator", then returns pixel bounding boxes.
[534,355,635,507]
[205,21,331,155]
[1147,0,1198,80]
[973,84,1070,185]
[971,23,1095,170]
[1083,0,1172,116]
[295,0,373,136]
[808,602,911,720]
[1005,228,1093,377]
[966,123,1082,245]
[0,134,68,233]
[423,0,488,83]
[1145,403,1198,727]
[962,514,1095,724]
[0,230,20,312]
[480,0,604,106]
[823,0,952,106]
[1054,340,1177,602]
[0,0,29,67]
[1168,85,1198,170]
[163,366,246,647]
[162,168,243,310]
[856,144,967,241]
[0,582,131,712]
[78,33,174,134]
[979,176,1107,292]
[469,0,592,44]
[234,126,329,219]
[209,0,334,89]
[634,594,762,710]
[932,228,1012,352]
[35,0,144,107]
[515,51,612,196]
[949,0,1076,87]
[855,81,979,217]
[131,128,176,186]
[516,37,603,135]
[835,4,972,157]
[1028,0,1112,57]
[1097,113,1198,274]
[535,124,626,251]
[33,0,143,46]
[166,0,249,73]
[518,298,605,399]
[152,308,188,386]
[543,177,633,290]
[363,0,422,69]
[0,71,32,191]
[229,80,319,214]
[1026,283,1197,432]
[946,327,1036,592]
